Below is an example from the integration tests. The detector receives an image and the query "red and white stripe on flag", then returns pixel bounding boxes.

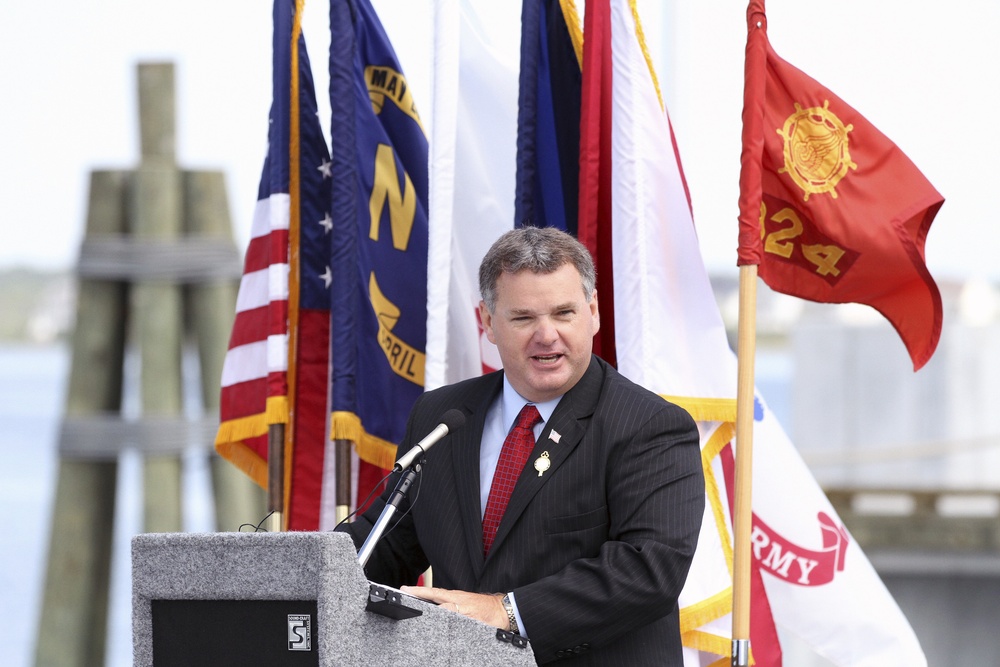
[217,194,291,486]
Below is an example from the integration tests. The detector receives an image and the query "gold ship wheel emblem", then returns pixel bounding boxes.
[777,100,856,201]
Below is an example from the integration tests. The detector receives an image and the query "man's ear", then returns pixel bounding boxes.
[590,290,601,334]
[479,301,497,344]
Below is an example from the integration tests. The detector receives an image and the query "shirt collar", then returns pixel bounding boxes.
[501,375,561,431]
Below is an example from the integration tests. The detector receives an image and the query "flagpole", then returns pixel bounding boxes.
[733,2,767,659]
[276,0,306,533]
[267,423,285,531]
[335,439,352,523]
[732,264,758,666]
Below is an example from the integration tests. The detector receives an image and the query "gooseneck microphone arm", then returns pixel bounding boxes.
[357,467,419,569]
[356,409,466,568]
[391,409,467,471]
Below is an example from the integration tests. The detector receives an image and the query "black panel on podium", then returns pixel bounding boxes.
[151,600,319,667]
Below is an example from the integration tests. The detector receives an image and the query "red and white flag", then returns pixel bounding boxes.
[592,1,927,665]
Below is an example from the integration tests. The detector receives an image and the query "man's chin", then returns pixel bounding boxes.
[522,373,571,401]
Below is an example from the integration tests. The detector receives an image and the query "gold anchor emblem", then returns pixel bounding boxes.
[534,451,551,477]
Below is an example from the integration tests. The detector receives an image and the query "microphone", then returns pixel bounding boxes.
[393,409,466,471]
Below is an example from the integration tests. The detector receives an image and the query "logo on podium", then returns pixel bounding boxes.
[287,614,312,651]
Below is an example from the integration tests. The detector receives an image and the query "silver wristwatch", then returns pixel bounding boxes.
[500,593,519,635]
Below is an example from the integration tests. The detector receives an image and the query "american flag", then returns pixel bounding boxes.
[215,0,332,530]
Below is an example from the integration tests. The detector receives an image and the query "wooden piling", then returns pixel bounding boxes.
[184,170,266,530]
[133,63,184,533]
[35,61,258,665]
[33,171,129,667]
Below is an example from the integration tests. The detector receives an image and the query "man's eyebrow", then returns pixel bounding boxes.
[508,302,575,315]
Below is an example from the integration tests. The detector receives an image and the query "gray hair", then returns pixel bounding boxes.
[479,226,597,313]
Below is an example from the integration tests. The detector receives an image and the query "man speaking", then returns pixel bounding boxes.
[341,227,704,665]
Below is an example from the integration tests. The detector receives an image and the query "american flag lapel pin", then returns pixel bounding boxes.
[549,429,561,444]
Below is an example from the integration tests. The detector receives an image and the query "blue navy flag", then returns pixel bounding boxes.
[515,0,583,234]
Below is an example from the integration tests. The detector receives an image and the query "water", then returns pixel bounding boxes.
[1,344,67,667]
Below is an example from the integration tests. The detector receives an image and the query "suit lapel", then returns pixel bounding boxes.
[451,373,503,581]
[485,357,605,563]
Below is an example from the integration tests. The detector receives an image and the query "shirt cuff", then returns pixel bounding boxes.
[507,591,528,638]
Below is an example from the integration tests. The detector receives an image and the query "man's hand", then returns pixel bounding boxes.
[401,585,508,629]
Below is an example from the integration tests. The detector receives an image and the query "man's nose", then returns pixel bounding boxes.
[533,317,559,344]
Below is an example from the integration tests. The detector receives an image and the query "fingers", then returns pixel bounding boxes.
[399,586,506,628]
[399,586,508,628]
[434,601,460,615]
[401,585,463,616]
[400,584,448,604]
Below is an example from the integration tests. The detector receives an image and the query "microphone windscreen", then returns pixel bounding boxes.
[440,408,466,433]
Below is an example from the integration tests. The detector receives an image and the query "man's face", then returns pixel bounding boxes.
[480,263,600,403]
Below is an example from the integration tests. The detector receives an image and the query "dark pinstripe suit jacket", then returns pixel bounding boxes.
[342,355,704,665]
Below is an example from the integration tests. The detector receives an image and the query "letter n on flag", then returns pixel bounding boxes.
[737,0,945,371]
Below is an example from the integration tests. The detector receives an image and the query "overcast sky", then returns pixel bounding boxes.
[2,0,996,282]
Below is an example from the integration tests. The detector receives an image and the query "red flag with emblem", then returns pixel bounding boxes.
[737,0,944,371]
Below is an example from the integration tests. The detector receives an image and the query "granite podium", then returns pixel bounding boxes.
[132,531,535,666]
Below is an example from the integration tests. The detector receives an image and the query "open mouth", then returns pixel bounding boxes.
[532,354,562,364]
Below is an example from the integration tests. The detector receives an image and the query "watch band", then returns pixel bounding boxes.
[501,593,519,635]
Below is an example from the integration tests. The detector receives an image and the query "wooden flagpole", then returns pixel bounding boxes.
[733,3,767,662]
[732,264,758,666]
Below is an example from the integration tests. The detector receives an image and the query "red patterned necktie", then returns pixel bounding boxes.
[482,404,542,556]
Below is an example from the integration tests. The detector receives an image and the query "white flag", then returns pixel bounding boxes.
[427,0,519,389]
